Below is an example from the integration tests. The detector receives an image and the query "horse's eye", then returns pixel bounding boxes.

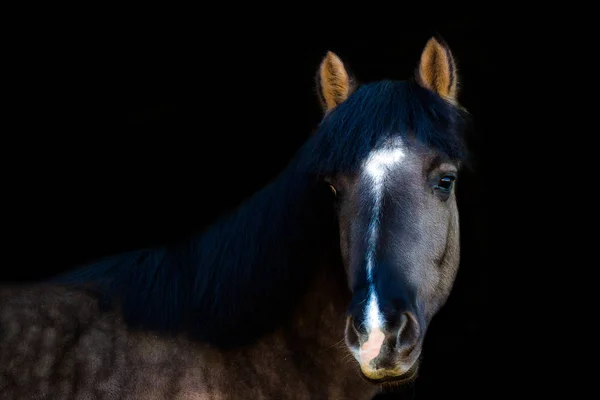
[436,175,456,192]
[328,184,337,197]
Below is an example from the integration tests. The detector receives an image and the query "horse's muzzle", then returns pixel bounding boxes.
[345,312,422,382]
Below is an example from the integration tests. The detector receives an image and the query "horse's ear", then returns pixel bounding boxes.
[415,36,459,103]
[316,51,357,113]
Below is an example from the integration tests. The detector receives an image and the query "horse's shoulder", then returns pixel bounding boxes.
[0,284,104,330]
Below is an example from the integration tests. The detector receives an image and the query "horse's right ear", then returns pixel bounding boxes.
[415,36,459,104]
[316,51,357,114]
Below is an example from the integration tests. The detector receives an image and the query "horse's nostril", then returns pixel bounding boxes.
[396,312,420,357]
[351,316,364,334]
[344,316,360,345]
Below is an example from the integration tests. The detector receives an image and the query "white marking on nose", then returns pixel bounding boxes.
[361,140,406,334]
[363,144,406,283]
[360,326,385,366]
[366,290,384,331]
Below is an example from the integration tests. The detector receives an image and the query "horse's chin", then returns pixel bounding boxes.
[359,363,419,386]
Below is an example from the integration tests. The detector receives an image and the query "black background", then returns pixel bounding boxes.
[2,10,530,399]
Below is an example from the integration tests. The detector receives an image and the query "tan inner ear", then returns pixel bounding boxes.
[319,51,352,111]
[418,38,458,102]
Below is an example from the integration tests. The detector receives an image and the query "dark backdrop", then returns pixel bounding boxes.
[3,13,504,399]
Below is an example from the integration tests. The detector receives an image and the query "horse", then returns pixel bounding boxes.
[0,36,469,399]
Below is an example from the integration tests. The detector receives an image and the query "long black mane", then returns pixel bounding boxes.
[54,79,468,347]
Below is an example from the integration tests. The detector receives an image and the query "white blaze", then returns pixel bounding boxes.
[362,142,406,332]
[364,149,406,182]
[366,290,384,330]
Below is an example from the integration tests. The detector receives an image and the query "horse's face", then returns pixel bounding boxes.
[316,37,463,383]
[327,137,460,382]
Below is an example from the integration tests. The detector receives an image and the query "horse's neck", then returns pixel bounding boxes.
[284,254,351,348]
[234,258,379,399]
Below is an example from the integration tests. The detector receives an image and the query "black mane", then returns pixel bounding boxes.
[302,80,468,175]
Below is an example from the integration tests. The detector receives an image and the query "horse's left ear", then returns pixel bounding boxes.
[415,36,459,104]
[316,51,357,113]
